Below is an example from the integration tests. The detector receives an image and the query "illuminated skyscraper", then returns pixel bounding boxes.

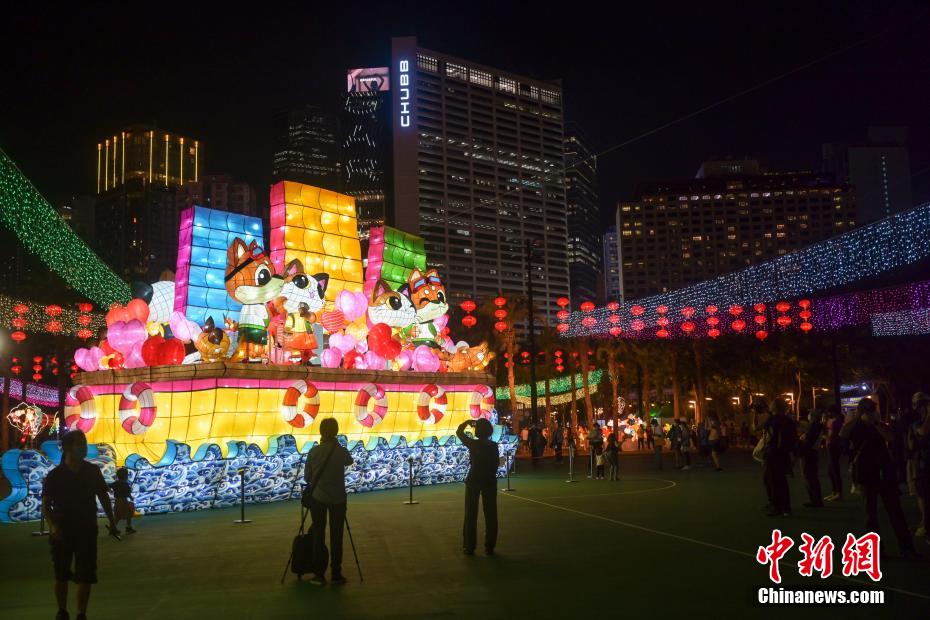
[602,226,622,302]
[95,125,200,193]
[272,105,341,190]
[387,37,570,320]
[564,127,601,304]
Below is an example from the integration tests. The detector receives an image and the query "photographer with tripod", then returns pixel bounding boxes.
[303,418,354,585]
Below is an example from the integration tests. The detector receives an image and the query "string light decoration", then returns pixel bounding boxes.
[494,369,603,401]
[0,294,105,338]
[870,308,930,336]
[7,402,55,445]
[565,202,930,338]
[0,379,61,407]
[811,279,930,330]
[0,149,132,307]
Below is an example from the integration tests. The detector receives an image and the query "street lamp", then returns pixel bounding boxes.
[811,387,829,410]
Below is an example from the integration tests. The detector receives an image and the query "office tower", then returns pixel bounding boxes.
[343,67,393,241]
[564,127,601,303]
[388,36,569,321]
[272,105,341,190]
[176,174,258,217]
[602,226,622,302]
[617,159,856,299]
[823,126,912,224]
[93,126,202,280]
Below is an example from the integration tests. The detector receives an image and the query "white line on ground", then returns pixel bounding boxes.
[502,490,930,601]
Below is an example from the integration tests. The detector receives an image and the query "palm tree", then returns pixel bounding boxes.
[597,338,626,433]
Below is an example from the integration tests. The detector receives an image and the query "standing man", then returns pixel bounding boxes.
[800,411,825,508]
[652,419,665,470]
[587,423,604,477]
[457,419,499,556]
[43,429,119,620]
[552,425,564,463]
[911,392,930,541]
[304,417,354,585]
[761,399,797,516]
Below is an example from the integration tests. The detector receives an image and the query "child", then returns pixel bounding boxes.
[604,433,621,481]
[110,468,136,534]
[594,444,606,479]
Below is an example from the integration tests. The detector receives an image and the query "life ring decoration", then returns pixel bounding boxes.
[64,385,97,433]
[416,384,447,424]
[354,383,388,428]
[282,380,320,428]
[469,385,495,420]
[119,382,157,435]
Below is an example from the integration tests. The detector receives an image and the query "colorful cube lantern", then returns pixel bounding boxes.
[174,206,264,326]
[269,181,364,302]
[364,225,427,297]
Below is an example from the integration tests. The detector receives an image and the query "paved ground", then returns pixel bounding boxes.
[1,450,928,619]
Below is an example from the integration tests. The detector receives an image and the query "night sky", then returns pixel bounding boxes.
[2,1,929,227]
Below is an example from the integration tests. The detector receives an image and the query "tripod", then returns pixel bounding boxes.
[280,504,363,584]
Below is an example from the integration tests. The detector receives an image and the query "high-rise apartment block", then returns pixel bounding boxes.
[616,160,856,299]
[602,226,621,302]
[387,37,569,320]
[96,125,200,192]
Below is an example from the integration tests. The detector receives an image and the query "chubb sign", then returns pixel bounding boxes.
[399,59,411,128]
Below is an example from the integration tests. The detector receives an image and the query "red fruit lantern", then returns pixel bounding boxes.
[681,306,696,318]
[754,315,767,325]
[494,309,507,320]
[607,301,620,311]
[609,326,622,337]
[630,305,645,316]
[776,315,792,328]
[460,300,476,313]
[775,301,791,313]
[706,305,718,314]
[581,316,597,328]
[753,303,766,313]
[557,323,569,333]
[608,314,620,324]
[461,315,477,328]
[494,296,507,307]
[580,301,595,313]
[681,321,695,334]
[495,321,508,332]
[800,322,813,332]
[708,328,721,339]
[755,330,769,341]
[556,297,570,308]
[728,305,743,316]
[731,319,746,332]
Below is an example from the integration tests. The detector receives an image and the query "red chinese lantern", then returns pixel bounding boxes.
[78,315,92,326]
[581,316,597,328]
[776,315,792,328]
[78,302,94,313]
[631,305,645,316]
[505,361,514,368]
[656,317,669,327]
[461,315,477,328]
[557,323,569,333]
[799,310,812,320]
[46,320,63,333]
[580,301,595,313]
[555,364,565,373]
[554,350,563,358]
[556,297,570,308]
[708,328,720,339]
[11,317,26,329]
[631,319,645,331]
[731,319,746,332]
[608,314,620,324]
[607,301,620,311]
[706,316,720,327]
[800,322,813,332]
[706,305,718,314]
[729,305,743,316]
[557,310,570,321]
[13,303,28,314]
[32,373,42,382]
[494,296,507,307]
[45,304,63,316]
[775,301,791,313]
[460,300,476,313]
[77,328,93,340]
[754,315,767,325]
[494,309,507,320]
[798,299,811,310]
[753,303,766,313]
[681,321,695,334]
[755,330,769,341]
[494,321,507,332]
[656,305,669,315]
[681,306,695,318]
[608,326,622,337]
[656,328,669,339]
[11,331,26,342]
